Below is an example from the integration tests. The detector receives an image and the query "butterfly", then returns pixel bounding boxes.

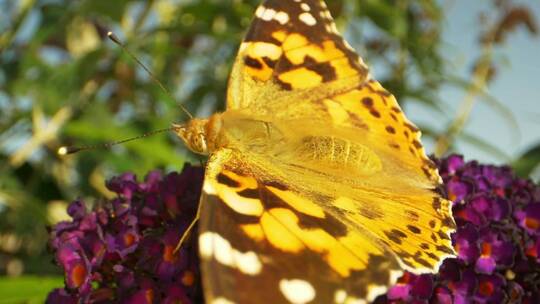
[175,0,456,303]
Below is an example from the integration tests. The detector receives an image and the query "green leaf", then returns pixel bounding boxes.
[0,276,63,304]
[513,143,540,178]
[361,0,408,38]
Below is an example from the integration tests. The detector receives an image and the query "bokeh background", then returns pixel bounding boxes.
[0,0,538,302]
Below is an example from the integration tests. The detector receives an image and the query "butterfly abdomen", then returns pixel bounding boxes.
[297,135,382,175]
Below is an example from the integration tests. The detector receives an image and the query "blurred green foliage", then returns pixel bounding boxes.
[0,0,538,286]
[0,276,63,304]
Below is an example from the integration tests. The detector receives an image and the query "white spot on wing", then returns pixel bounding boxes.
[199,231,214,258]
[211,297,236,304]
[279,279,316,304]
[343,40,355,51]
[261,8,276,21]
[366,284,388,302]
[346,299,367,304]
[389,270,404,285]
[328,22,339,33]
[213,232,234,266]
[238,42,249,53]
[334,289,346,303]
[203,180,217,195]
[324,10,332,19]
[300,3,310,11]
[255,6,265,18]
[299,12,317,26]
[234,250,262,275]
[274,11,290,25]
[198,232,263,276]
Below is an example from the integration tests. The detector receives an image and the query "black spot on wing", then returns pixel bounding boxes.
[422,167,432,179]
[303,55,337,81]
[244,56,263,69]
[262,56,278,69]
[347,112,369,130]
[407,225,421,234]
[237,188,260,199]
[414,256,433,269]
[432,197,442,211]
[359,205,383,220]
[217,173,241,188]
[425,251,439,261]
[405,210,420,221]
[261,186,349,237]
[369,109,381,118]
[385,229,407,245]
[275,78,293,91]
[436,245,454,255]
[389,142,400,150]
[442,216,456,230]
[437,230,451,241]
[362,97,374,107]
[404,122,420,133]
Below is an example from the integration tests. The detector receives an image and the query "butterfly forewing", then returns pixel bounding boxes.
[194,0,456,303]
[227,0,368,111]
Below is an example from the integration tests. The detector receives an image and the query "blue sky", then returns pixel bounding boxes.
[404,1,540,167]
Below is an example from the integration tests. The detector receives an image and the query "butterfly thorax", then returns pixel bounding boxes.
[174,111,279,155]
[175,110,386,181]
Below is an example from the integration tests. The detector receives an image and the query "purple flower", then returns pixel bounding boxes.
[475,228,514,273]
[47,165,203,303]
[46,289,78,304]
[454,223,479,263]
[474,273,505,303]
[515,203,540,235]
[106,172,139,199]
[447,176,475,203]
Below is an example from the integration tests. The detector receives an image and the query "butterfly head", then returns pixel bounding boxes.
[173,114,222,155]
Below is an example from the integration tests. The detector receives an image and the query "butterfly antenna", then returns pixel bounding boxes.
[107,31,193,120]
[58,126,180,155]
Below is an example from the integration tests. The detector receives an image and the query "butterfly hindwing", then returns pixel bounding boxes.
[199,150,404,303]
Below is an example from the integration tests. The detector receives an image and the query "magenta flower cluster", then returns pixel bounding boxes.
[47,155,540,303]
[375,155,540,303]
[47,165,204,303]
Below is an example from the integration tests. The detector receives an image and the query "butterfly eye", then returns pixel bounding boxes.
[194,133,208,154]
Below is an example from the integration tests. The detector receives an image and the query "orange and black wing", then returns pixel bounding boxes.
[227,0,369,110]
[198,151,404,304]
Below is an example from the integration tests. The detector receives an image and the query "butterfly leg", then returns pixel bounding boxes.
[173,199,202,254]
